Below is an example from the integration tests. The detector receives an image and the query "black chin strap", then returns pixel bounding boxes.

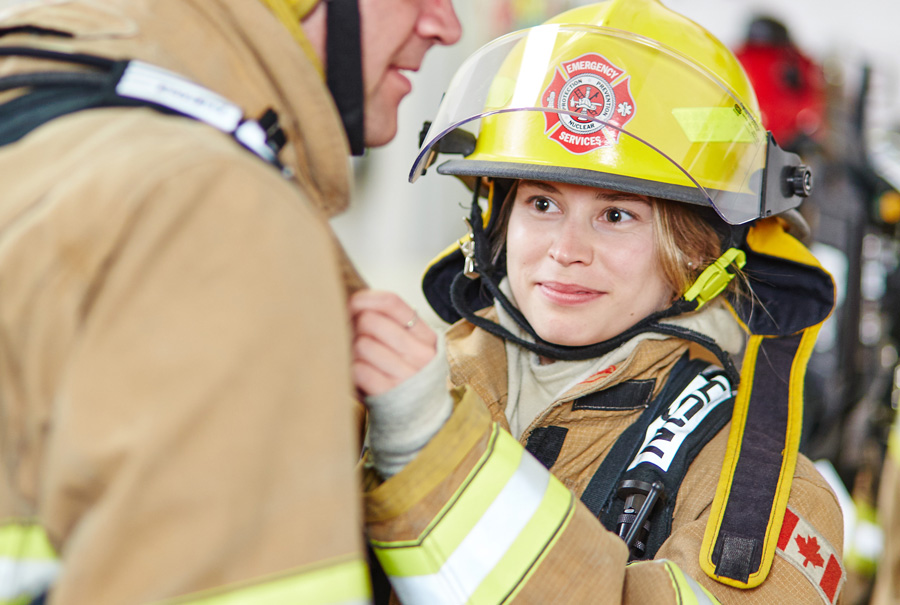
[326,0,365,155]
[452,197,739,383]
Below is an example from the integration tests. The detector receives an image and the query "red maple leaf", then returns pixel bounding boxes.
[795,534,825,568]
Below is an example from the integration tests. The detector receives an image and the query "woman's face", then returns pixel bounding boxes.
[506,180,674,347]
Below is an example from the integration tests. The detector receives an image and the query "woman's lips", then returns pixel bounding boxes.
[538,281,603,305]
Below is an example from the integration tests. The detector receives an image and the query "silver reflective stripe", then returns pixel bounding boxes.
[391,450,550,604]
[682,571,718,605]
[0,558,60,602]
[377,428,574,605]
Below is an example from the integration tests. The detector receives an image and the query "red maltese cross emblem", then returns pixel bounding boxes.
[542,53,636,154]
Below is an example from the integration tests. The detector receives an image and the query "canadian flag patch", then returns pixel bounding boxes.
[776,506,845,603]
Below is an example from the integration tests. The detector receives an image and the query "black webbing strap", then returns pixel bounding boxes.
[326,0,364,156]
[0,47,286,169]
[0,59,129,146]
[579,355,713,517]
[709,334,802,583]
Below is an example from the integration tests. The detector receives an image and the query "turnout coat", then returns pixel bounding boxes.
[0,1,369,603]
[365,306,847,604]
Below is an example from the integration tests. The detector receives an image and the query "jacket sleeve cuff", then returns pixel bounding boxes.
[364,385,492,527]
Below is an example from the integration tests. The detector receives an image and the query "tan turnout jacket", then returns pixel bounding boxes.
[0,1,368,603]
[872,420,900,604]
[366,308,846,604]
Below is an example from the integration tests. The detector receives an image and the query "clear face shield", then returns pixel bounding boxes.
[411,25,810,225]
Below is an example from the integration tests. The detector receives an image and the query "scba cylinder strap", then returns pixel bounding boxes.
[0,47,288,174]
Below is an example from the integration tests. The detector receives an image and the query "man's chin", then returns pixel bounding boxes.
[362,116,399,149]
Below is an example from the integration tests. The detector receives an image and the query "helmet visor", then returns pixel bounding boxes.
[411,25,768,225]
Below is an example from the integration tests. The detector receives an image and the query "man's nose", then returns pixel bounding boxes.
[417,0,462,46]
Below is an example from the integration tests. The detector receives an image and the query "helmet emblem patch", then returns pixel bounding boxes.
[543,53,636,154]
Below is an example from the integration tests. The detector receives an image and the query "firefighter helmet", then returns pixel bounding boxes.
[413,0,810,226]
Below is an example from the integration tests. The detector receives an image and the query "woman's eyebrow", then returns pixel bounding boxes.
[596,191,651,204]
[520,180,560,194]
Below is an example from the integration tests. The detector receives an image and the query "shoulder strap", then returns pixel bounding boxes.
[580,354,713,517]
[699,332,815,587]
[605,363,735,560]
[580,354,736,561]
[0,47,287,172]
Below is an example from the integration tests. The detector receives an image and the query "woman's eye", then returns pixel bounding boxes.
[602,207,632,223]
[532,197,556,212]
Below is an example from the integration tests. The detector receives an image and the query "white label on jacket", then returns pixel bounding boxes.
[116,61,243,132]
[627,370,733,473]
[776,506,845,603]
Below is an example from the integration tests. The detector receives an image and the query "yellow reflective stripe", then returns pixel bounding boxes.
[164,555,371,605]
[372,425,522,575]
[0,523,56,560]
[372,426,574,604]
[663,561,721,605]
[845,499,881,576]
[672,107,756,143]
[0,522,59,604]
[890,414,900,466]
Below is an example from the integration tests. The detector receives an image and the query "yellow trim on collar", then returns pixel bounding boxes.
[749,216,823,268]
[257,0,324,77]
[286,0,321,19]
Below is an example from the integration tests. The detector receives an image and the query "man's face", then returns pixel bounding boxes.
[357,0,461,147]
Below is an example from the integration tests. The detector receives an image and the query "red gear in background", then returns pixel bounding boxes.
[734,16,827,151]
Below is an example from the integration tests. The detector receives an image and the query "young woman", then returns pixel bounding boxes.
[353,1,843,603]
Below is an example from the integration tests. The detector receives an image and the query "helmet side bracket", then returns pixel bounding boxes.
[761,133,812,219]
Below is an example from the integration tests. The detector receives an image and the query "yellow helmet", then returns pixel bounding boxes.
[412,0,811,225]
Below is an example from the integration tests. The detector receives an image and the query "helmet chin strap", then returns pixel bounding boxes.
[451,193,739,383]
[325,0,365,155]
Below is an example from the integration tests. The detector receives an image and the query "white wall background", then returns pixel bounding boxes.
[332,0,900,324]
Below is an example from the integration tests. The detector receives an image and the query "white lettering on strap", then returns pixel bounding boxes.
[116,61,243,133]
[628,370,732,473]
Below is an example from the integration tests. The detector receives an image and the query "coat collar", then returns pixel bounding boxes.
[445,300,745,418]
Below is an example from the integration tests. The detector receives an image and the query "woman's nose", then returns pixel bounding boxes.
[548,222,593,266]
